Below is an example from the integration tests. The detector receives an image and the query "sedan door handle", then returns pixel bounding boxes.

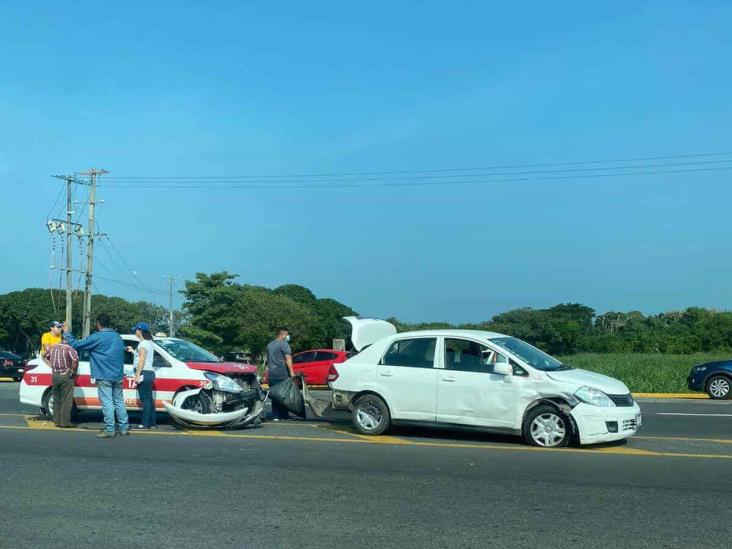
[379,371,394,377]
[441,376,456,382]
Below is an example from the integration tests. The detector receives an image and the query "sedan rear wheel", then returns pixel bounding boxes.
[706,375,731,400]
[523,404,571,448]
[352,394,391,436]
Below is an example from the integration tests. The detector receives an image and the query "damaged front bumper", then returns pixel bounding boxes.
[163,388,265,429]
[570,402,642,445]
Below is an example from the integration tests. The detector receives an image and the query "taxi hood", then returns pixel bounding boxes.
[546,368,629,395]
[345,316,397,352]
[185,361,258,375]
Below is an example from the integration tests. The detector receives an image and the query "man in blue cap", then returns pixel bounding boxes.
[63,313,129,438]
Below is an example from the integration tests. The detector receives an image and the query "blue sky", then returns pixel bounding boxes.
[1,1,731,323]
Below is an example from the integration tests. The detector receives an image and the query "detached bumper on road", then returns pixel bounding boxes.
[571,402,642,445]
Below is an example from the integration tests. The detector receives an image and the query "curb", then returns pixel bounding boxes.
[632,393,708,399]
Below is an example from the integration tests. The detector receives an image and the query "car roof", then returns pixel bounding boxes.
[295,348,346,353]
[121,335,179,341]
[393,329,508,339]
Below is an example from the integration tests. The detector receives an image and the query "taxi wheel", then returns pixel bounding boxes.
[522,405,571,448]
[41,389,54,418]
[179,391,212,414]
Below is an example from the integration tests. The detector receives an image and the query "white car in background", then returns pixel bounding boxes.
[329,318,642,447]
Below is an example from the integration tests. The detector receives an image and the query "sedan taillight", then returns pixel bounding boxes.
[326,365,339,383]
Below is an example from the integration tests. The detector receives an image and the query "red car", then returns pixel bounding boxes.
[265,349,354,385]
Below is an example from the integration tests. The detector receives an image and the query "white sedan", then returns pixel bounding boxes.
[329,318,642,447]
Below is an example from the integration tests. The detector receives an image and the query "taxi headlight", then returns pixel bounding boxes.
[204,372,243,394]
[574,386,615,407]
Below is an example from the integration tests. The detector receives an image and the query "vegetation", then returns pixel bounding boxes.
[2,277,732,392]
[0,288,168,356]
[557,352,728,393]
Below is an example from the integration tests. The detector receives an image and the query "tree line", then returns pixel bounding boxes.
[2,275,732,358]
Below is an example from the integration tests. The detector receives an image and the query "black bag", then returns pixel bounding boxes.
[269,378,306,418]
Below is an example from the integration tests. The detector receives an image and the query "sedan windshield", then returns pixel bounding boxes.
[155,339,221,363]
[490,337,569,371]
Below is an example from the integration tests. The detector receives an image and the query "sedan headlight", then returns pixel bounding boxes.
[204,372,243,394]
[695,365,708,372]
[574,386,615,407]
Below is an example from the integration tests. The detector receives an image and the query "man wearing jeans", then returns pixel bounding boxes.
[64,313,129,438]
[47,338,79,428]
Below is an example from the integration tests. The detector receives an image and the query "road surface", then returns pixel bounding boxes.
[0,381,729,548]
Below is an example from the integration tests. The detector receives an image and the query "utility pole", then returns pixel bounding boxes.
[64,176,73,331]
[162,275,180,336]
[78,168,108,337]
[51,174,78,331]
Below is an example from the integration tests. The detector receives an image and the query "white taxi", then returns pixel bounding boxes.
[329,318,642,447]
[20,336,258,418]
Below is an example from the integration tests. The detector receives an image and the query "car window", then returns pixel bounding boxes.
[294,352,316,364]
[381,338,437,368]
[124,340,139,365]
[445,339,501,373]
[153,352,170,368]
[315,351,337,361]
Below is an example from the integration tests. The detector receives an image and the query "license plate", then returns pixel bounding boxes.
[636,413,643,427]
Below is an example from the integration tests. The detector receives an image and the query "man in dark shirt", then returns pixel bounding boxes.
[266,327,294,421]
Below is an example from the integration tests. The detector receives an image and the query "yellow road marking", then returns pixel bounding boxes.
[2,419,730,460]
[633,393,708,399]
[25,415,57,430]
[634,435,732,445]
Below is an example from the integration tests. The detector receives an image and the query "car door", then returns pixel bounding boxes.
[292,351,317,381]
[309,351,338,385]
[437,338,519,428]
[73,349,94,408]
[377,337,438,421]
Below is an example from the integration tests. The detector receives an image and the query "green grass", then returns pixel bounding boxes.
[556,352,730,393]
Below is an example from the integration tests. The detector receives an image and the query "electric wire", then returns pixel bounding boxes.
[102,150,732,180]
[100,164,732,190]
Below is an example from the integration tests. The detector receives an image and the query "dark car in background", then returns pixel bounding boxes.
[687,360,732,399]
[0,349,27,381]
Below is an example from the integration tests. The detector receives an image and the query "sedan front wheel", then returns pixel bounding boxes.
[523,404,572,448]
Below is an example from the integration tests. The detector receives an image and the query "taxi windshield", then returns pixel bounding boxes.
[155,339,221,363]
[489,336,569,371]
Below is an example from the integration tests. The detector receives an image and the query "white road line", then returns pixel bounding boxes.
[657,412,732,417]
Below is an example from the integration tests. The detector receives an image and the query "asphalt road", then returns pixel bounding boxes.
[0,381,730,549]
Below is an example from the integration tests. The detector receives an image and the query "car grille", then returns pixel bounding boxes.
[622,418,638,431]
[608,393,634,407]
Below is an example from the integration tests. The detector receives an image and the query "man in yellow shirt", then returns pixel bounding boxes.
[41,321,63,359]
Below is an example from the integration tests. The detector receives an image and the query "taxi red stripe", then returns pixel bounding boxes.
[24,373,204,392]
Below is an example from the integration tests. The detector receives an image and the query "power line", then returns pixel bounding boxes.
[100,164,732,190]
[101,150,732,180]
[100,157,732,185]
[54,267,170,297]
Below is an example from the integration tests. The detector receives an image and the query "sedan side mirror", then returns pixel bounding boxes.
[493,360,512,376]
